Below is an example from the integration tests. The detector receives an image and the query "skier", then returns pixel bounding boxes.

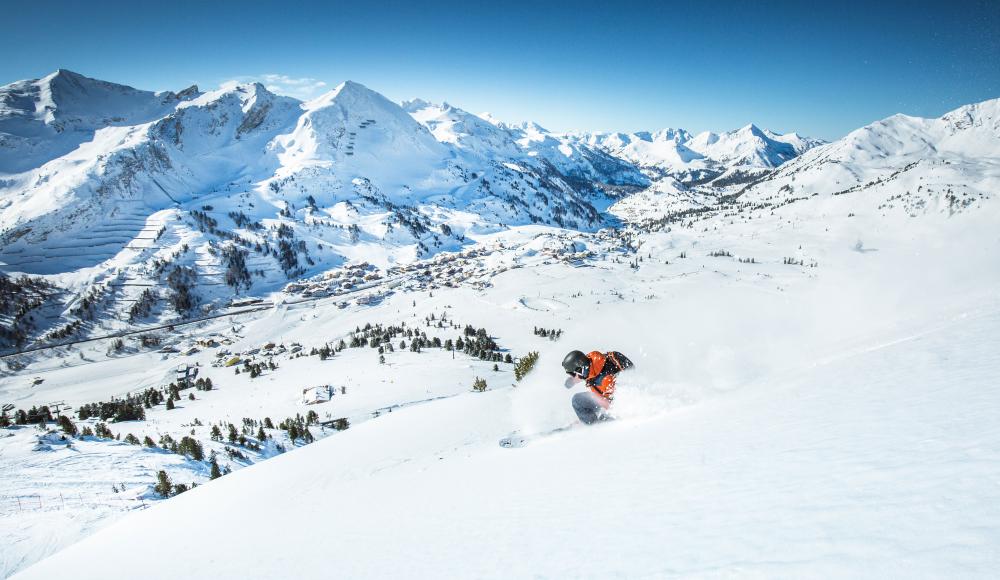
[562,350,634,424]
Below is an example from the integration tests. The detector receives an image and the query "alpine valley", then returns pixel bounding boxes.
[1,71,998,579]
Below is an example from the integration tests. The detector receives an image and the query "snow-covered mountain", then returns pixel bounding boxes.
[607,97,999,229]
[736,97,1000,212]
[403,99,648,189]
[687,124,821,168]
[0,71,633,350]
[2,73,999,579]
[7,179,1000,578]
[0,69,199,173]
[402,99,521,157]
[573,123,825,187]
[0,68,988,357]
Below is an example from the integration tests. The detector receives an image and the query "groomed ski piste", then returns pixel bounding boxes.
[2,70,1000,577]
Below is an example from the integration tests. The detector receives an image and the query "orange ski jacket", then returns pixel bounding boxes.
[585,351,632,401]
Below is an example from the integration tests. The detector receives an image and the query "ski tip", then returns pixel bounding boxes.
[498,436,527,449]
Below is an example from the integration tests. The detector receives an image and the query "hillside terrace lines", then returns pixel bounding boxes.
[0,209,167,274]
[0,234,592,358]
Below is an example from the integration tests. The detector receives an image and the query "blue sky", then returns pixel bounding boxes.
[2,0,997,140]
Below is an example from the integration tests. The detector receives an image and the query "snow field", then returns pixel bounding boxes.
[2,69,999,578]
[13,300,1000,578]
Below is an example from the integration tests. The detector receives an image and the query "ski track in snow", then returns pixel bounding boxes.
[4,210,1000,577]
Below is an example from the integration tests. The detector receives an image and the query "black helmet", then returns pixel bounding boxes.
[562,350,590,378]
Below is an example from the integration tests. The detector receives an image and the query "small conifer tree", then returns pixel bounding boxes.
[178,436,204,460]
[514,351,540,381]
[155,470,173,497]
[57,415,78,436]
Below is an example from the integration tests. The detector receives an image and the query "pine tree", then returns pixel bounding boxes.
[179,436,204,460]
[155,470,173,497]
[514,351,540,381]
[57,415,77,436]
[166,398,175,410]
[210,457,222,480]
[472,377,488,392]
[257,425,266,441]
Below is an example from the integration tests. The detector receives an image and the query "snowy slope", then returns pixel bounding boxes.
[405,99,648,189]
[576,128,702,172]
[503,120,648,188]
[9,194,1000,578]
[737,97,1000,211]
[0,70,198,173]
[572,124,824,185]
[0,73,616,352]
[277,81,448,186]
[402,99,522,157]
[688,124,804,168]
[3,78,1000,578]
[564,123,824,223]
[608,99,999,229]
[0,80,301,271]
[17,312,1000,579]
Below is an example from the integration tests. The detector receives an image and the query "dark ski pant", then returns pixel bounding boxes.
[572,391,611,424]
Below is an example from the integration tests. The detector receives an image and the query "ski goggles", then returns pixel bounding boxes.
[566,368,587,380]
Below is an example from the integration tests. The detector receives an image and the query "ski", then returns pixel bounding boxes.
[499,424,577,448]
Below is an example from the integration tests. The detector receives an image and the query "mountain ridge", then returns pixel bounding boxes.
[2,69,989,354]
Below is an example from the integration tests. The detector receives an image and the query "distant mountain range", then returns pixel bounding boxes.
[570,124,825,187]
[0,69,995,350]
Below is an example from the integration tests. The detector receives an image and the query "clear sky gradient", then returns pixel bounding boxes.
[3,0,998,140]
